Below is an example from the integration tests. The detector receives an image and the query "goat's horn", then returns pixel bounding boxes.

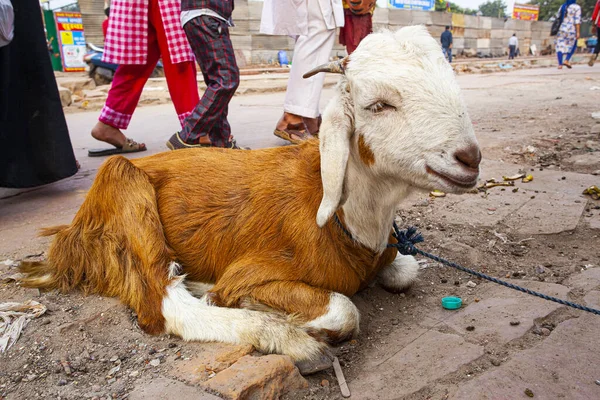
[303,59,346,79]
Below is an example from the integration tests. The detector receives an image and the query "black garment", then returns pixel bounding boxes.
[180,0,234,18]
[594,38,600,55]
[441,30,453,49]
[0,0,77,188]
[509,45,516,59]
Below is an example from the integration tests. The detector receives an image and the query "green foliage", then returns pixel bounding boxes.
[478,0,508,17]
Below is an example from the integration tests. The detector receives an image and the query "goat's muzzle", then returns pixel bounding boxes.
[303,58,347,79]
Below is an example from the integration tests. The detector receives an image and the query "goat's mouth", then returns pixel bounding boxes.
[425,165,479,190]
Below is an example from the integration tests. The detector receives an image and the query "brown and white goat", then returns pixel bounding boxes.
[21,26,481,361]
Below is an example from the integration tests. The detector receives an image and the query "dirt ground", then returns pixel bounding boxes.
[1,66,600,400]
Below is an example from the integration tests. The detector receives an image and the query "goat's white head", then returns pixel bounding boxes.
[305,25,481,227]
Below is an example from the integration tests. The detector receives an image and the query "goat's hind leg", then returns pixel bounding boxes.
[226,281,361,345]
[160,266,325,361]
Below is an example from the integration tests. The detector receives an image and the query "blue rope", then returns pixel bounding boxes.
[388,222,600,316]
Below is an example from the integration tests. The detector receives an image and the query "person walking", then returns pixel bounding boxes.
[260,0,344,143]
[1,0,78,188]
[555,0,581,70]
[339,0,375,55]
[508,33,518,60]
[441,26,453,63]
[166,0,244,150]
[89,0,199,157]
[589,0,600,66]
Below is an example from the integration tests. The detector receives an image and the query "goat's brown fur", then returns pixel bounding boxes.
[21,140,397,347]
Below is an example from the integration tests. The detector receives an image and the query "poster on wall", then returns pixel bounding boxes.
[512,4,539,21]
[388,0,435,11]
[54,11,87,72]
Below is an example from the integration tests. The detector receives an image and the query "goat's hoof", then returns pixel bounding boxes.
[295,350,334,376]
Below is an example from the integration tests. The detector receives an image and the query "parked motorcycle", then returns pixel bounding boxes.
[83,43,164,86]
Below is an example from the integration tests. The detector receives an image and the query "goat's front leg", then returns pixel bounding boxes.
[377,253,420,293]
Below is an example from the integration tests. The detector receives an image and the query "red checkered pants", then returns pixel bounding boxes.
[99,0,198,130]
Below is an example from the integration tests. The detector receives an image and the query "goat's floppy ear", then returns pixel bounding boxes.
[303,58,352,228]
[315,83,353,227]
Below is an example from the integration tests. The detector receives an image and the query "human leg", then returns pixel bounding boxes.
[149,0,199,128]
[275,0,336,143]
[589,38,600,66]
[91,13,162,153]
[178,16,239,148]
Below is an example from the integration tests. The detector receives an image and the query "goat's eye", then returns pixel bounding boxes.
[367,101,394,114]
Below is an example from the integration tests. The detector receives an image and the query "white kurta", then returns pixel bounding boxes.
[260,0,344,118]
[260,0,344,37]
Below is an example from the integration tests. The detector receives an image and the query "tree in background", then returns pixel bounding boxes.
[527,0,596,20]
[477,0,508,17]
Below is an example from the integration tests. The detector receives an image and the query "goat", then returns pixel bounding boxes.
[20,26,481,361]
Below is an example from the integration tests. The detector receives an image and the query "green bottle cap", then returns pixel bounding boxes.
[442,296,462,310]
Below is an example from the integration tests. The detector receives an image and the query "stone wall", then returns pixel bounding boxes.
[78,1,554,64]
[230,1,554,64]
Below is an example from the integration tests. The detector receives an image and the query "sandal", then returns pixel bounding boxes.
[166,132,212,150]
[167,132,250,150]
[274,122,315,144]
[302,115,322,138]
[88,138,147,157]
[564,60,572,69]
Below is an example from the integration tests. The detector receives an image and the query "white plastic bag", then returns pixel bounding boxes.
[0,0,15,47]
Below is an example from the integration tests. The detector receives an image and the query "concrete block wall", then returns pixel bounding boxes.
[227,1,554,65]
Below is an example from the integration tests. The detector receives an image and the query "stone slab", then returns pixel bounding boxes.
[431,160,592,235]
[349,331,484,399]
[564,267,600,292]
[451,314,600,400]
[445,281,570,345]
[128,377,221,400]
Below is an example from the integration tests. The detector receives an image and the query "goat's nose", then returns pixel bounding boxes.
[454,145,481,169]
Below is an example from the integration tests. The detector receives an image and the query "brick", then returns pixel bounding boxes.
[170,343,255,383]
[202,355,308,400]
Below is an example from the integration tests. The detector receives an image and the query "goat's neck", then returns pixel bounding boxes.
[340,156,412,253]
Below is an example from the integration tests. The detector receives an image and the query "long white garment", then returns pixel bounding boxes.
[260,0,343,118]
[260,0,344,36]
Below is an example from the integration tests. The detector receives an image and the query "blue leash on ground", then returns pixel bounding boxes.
[387,222,600,316]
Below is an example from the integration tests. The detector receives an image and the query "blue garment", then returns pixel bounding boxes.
[560,0,577,19]
[441,30,452,49]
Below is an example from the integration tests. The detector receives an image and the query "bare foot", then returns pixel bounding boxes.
[91,121,129,148]
[275,112,311,142]
[302,116,321,135]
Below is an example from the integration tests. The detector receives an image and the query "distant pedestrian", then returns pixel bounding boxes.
[339,0,375,55]
[589,0,600,66]
[89,0,199,157]
[441,26,453,63]
[508,33,518,60]
[260,0,344,143]
[555,0,581,70]
[102,6,109,39]
[167,0,245,150]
